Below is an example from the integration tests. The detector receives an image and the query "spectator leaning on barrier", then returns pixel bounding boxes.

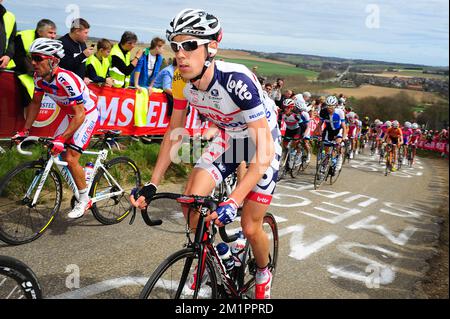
[152,58,176,117]
[86,38,114,87]
[131,36,165,92]
[109,31,143,88]
[270,78,284,105]
[13,19,57,106]
[59,18,94,83]
[0,0,16,69]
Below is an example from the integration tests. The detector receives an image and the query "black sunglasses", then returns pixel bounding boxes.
[31,54,46,62]
[170,39,210,53]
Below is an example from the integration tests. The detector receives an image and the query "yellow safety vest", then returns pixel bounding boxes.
[17,29,35,54]
[15,30,36,99]
[86,54,110,79]
[2,10,16,69]
[108,44,131,88]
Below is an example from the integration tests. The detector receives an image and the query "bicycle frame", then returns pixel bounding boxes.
[18,137,124,207]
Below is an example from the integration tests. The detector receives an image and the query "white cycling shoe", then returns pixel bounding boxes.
[68,200,92,219]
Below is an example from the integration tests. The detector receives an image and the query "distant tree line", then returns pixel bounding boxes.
[350,92,449,129]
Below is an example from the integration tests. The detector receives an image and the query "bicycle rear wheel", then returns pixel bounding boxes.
[140,248,218,299]
[0,161,62,245]
[0,255,42,299]
[237,212,278,298]
[90,157,141,225]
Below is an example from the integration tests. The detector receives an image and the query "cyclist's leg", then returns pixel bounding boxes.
[64,110,100,217]
[241,156,279,299]
[183,167,218,230]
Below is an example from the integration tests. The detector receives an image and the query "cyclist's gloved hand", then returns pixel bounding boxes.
[50,136,66,156]
[216,198,239,225]
[132,182,158,206]
[11,129,30,144]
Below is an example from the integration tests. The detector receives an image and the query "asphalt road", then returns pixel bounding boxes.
[0,150,448,299]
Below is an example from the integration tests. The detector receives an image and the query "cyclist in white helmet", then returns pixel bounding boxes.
[401,121,413,165]
[130,8,280,299]
[11,38,99,219]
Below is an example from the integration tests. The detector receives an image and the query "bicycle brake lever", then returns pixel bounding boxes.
[129,207,137,225]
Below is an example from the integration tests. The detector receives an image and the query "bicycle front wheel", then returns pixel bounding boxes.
[0,255,42,299]
[90,157,141,225]
[0,161,62,245]
[237,212,278,298]
[140,248,218,299]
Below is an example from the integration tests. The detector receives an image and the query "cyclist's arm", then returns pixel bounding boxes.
[149,106,188,186]
[59,104,86,140]
[23,93,44,130]
[229,117,275,206]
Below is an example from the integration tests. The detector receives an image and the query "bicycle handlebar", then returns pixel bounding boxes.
[17,136,68,166]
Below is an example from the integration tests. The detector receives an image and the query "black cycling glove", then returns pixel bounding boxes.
[133,183,157,204]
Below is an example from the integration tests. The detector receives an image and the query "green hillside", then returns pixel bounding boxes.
[217,57,318,79]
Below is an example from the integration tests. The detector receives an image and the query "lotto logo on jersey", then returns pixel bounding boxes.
[226,75,252,101]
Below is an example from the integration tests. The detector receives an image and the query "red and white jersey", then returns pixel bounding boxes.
[34,67,97,116]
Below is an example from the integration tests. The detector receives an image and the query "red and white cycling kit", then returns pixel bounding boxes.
[34,67,99,152]
[173,61,281,205]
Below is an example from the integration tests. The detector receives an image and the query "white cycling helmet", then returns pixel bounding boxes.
[283,98,296,109]
[326,95,338,106]
[385,121,392,127]
[303,91,312,99]
[412,123,419,130]
[166,8,222,41]
[404,121,412,128]
[392,120,400,128]
[347,112,356,118]
[29,38,65,59]
[338,97,346,105]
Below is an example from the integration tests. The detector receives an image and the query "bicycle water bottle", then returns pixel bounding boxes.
[230,231,246,267]
[84,162,95,184]
[217,243,235,271]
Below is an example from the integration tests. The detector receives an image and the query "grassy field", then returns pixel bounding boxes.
[217,57,318,79]
[321,85,444,102]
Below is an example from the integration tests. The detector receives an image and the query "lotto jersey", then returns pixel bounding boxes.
[172,61,278,135]
[34,67,97,116]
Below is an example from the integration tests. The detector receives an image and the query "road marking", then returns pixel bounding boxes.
[347,216,417,246]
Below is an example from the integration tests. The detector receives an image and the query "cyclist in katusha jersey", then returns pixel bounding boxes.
[11,38,99,219]
[130,8,281,299]
[346,112,358,159]
[401,122,413,165]
[408,123,421,165]
[295,99,312,164]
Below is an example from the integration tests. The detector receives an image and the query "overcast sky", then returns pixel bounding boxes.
[5,0,449,66]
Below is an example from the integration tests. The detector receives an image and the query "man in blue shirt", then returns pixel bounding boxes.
[152,59,176,117]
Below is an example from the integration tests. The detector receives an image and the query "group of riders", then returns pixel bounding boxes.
[7,8,428,300]
[278,93,423,175]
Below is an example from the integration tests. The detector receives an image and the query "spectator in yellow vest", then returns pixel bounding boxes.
[86,38,114,87]
[0,0,16,69]
[109,31,143,88]
[14,19,57,75]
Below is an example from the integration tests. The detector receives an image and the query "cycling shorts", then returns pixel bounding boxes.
[388,136,400,145]
[54,108,100,153]
[322,128,343,144]
[348,126,358,139]
[285,127,302,140]
[195,129,282,205]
